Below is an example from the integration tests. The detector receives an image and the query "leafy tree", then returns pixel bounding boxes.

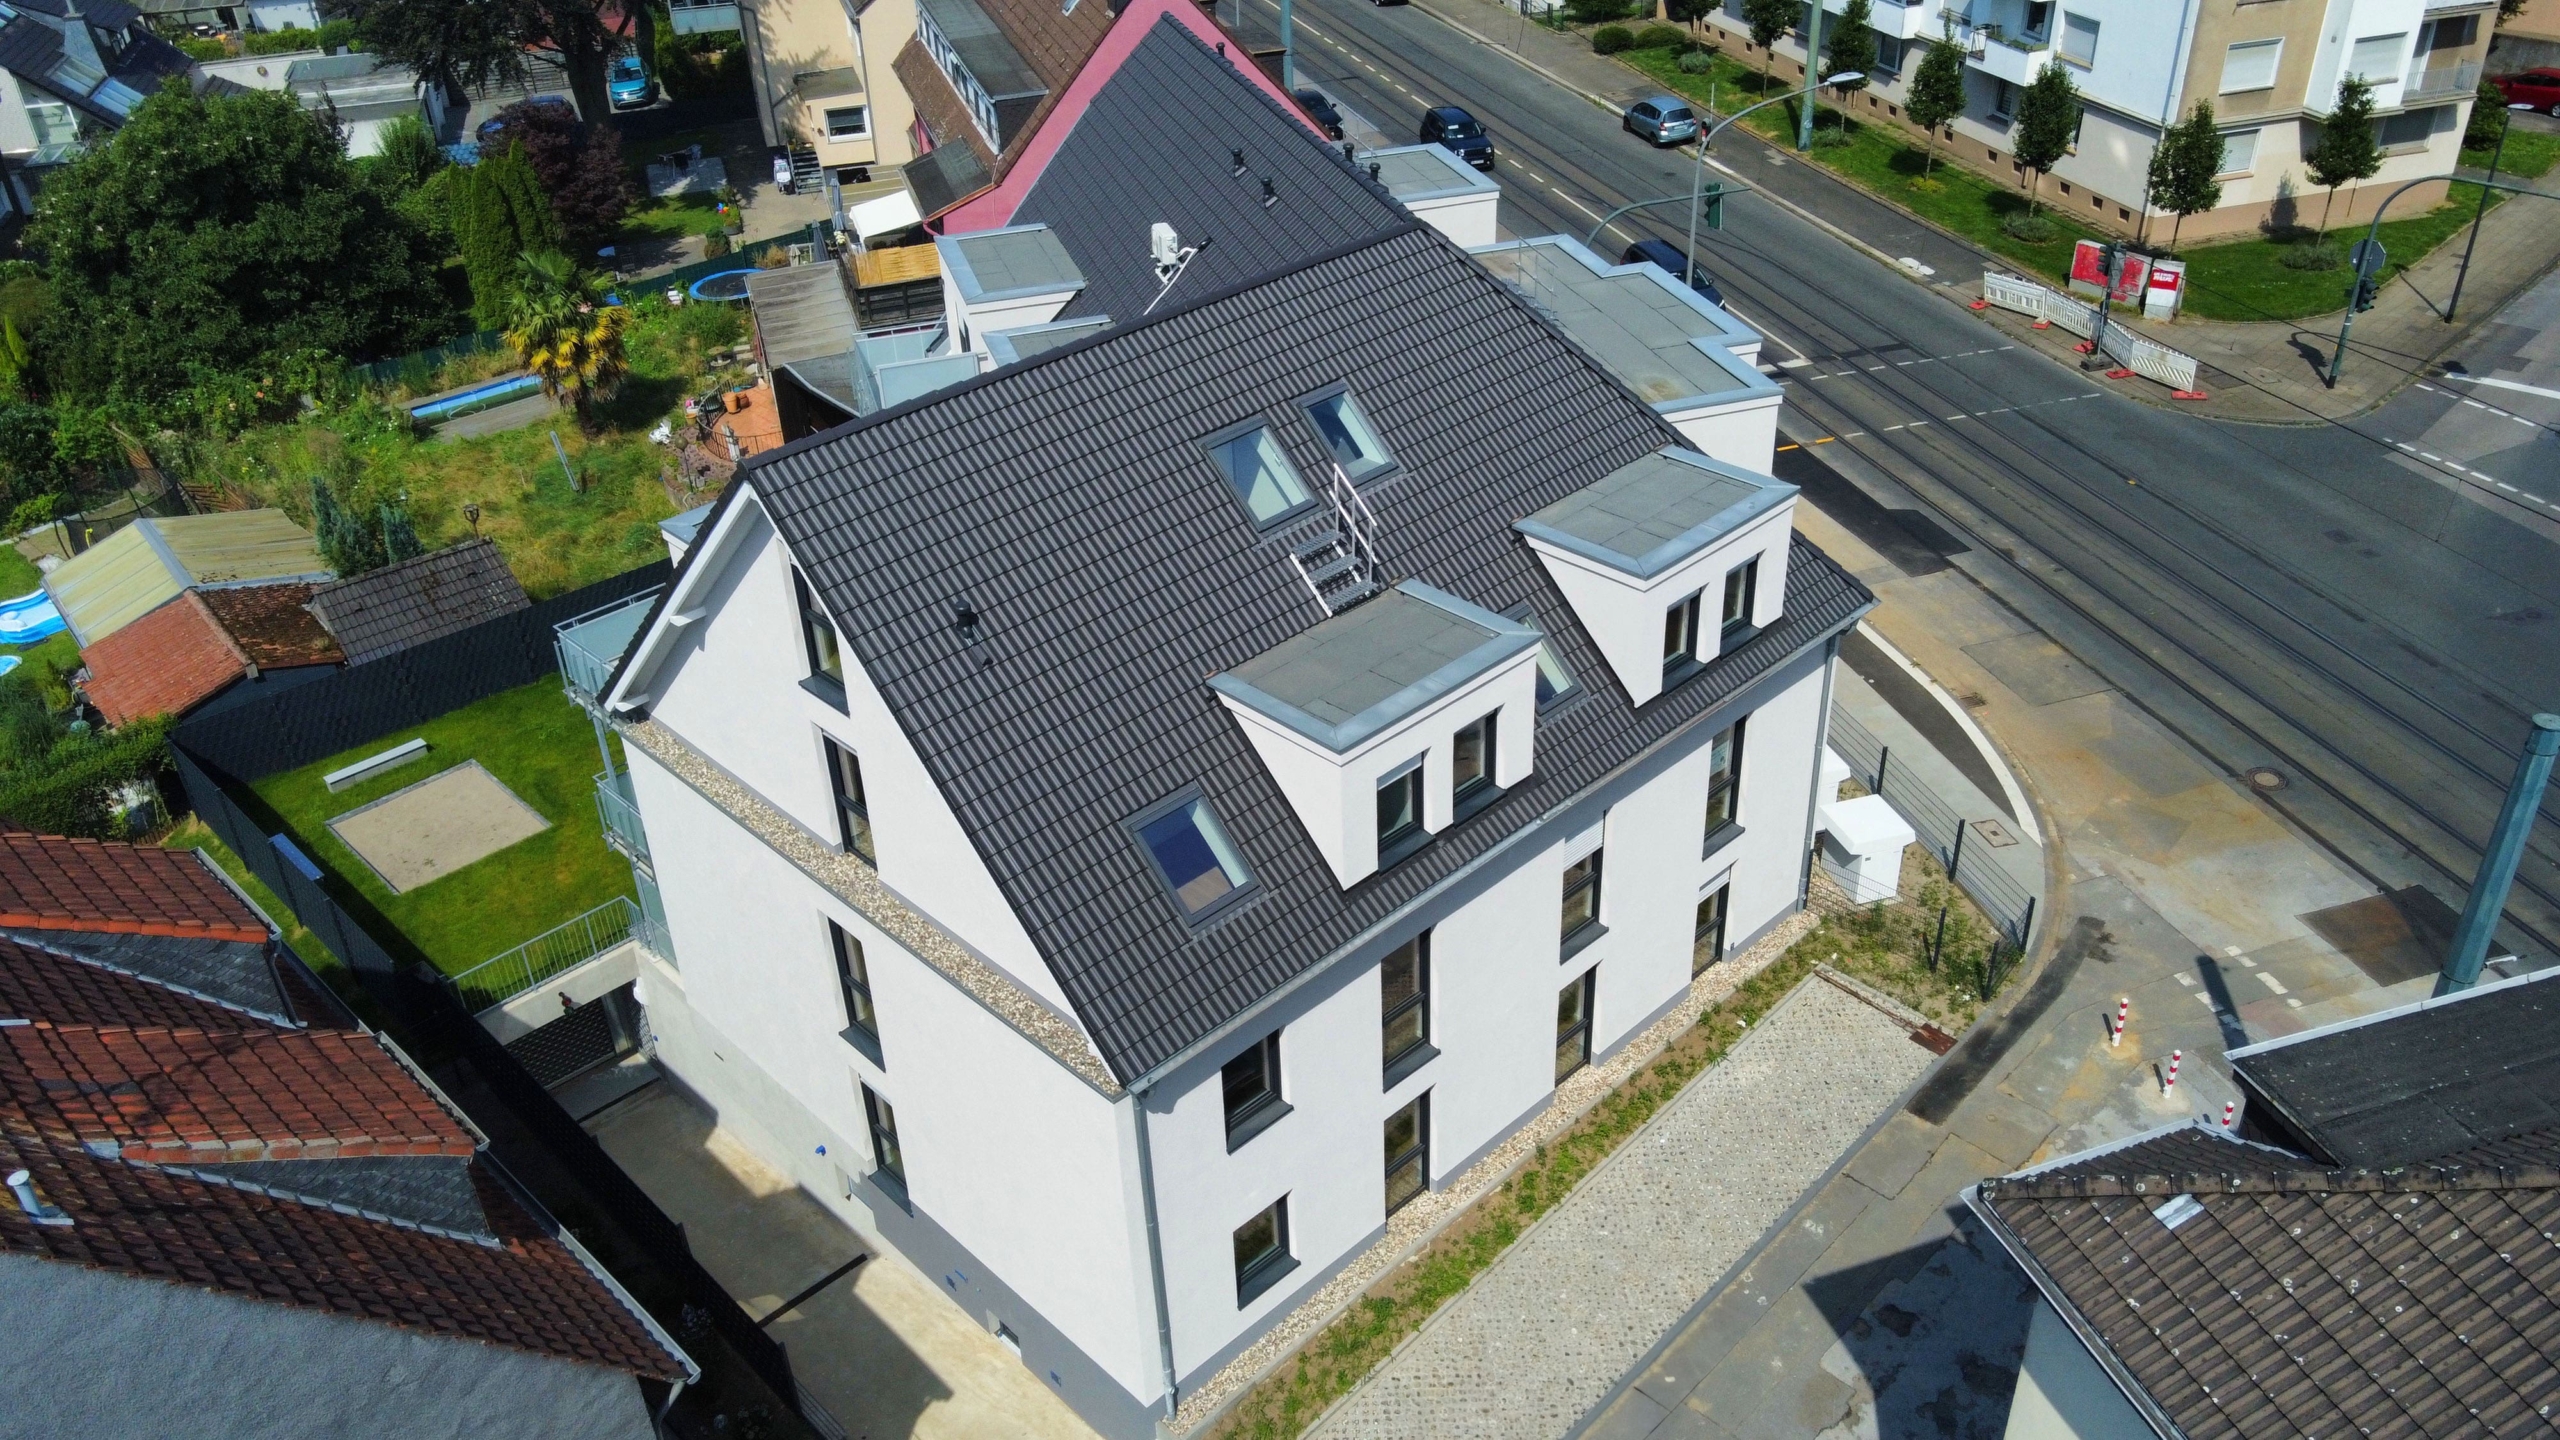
[26,82,452,408]
[0,403,56,508]
[1824,0,1876,99]
[311,474,386,576]
[1664,0,1718,35]
[2305,75,2382,236]
[1741,0,1795,83]
[371,113,447,192]
[1903,19,1966,176]
[2465,78,2509,151]
[2145,101,2224,252]
[0,316,29,400]
[2011,60,2081,217]
[323,0,638,134]
[479,99,638,250]
[453,143,564,330]
[505,252,630,434]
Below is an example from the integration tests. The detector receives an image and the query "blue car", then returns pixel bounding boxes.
[609,55,656,110]
[1623,239,1725,307]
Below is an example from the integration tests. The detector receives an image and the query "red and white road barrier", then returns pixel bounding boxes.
[2164,1049,2182,1094]
[2221,1100,2236,1128]
[2111,997,2128,1046]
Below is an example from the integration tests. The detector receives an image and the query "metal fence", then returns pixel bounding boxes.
[349,330,506,392]
[445,895,641,1014]
[1825,703,2039,978]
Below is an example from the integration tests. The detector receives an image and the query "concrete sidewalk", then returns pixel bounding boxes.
[1400,0,2560,423]
[1305,972,1943,1440]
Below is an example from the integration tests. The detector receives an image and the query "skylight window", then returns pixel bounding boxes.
[1506,604,1580,709]
[1207,425,1314,525]
[1304,389,1394,480]
[1134,792,1256,921]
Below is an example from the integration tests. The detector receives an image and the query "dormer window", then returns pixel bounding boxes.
[1303,388,1394,480]
[1376,763,1425,859]
[1452,712,1496,799]
[795,567,847,707]
[1506,604,1581,710]
[1662,593,1701,674]
[1133,791,1256,922]
[1207,424,1315,526]
[1721,559,1759,645]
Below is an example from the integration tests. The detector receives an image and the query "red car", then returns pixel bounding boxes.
[2495,67,2560,115]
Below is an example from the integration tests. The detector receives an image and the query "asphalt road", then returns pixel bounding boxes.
[1246,0,2560,963]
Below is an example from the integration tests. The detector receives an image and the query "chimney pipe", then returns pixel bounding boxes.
[1230,148,1246,177]
[1261,178,1277,208]
[2438,712,2560,994]
[6,1168,72,1226]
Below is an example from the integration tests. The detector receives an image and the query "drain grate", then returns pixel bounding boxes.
[2245,766,2287,792]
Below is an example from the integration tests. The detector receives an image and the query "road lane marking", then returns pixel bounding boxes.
[2256,972,2289,995]
[2442,374,2560,403]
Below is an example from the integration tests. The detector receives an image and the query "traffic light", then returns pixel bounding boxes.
[2350,272,2381,312]
[1704,182,1724,231]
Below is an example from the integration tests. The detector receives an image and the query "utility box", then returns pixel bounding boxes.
[1821,794,1914,905]
[2142,257,2187,320]
[2067,239,2147,303]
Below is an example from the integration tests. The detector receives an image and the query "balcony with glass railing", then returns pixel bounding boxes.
[555,586,662,711]
[596,768,651,871]
[2402,59,2482,103]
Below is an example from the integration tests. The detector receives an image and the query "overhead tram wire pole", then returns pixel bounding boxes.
[2435,713,2560,996]
[1797,3,1826,152]
[1680,79,1859,292]
[2448,103,2538,324]
[2326,170,2560,388]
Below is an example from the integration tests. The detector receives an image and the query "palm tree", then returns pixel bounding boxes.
[505,251,630,434]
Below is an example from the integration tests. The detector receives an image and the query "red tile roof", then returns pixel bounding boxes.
[79,591,248,725]
[1,1023,477,1162]
[0,834,270,944]
[0,1132,690,1379]
[196,582,345,670]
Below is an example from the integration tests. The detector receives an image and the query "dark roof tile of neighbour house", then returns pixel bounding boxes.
[78,591,248,726]
[2226,967,2560,1169]
[732,217,1870,1083]
[0,832,270,944]
[0,832,693,1383]
[1010,18,1409,325]
[305,539,531,666]
[195,581,344,670]
[1974,1122,2560,1440]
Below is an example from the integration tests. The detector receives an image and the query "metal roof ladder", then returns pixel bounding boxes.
[1288,465,1384,616]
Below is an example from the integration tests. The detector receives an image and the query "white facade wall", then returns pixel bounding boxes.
[1665,393,1784,471]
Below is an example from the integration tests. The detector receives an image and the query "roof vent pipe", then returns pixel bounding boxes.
[1231,148,1246,177]
[1367,162,1381,182]
[6,1169,72,1226]
[1261,178,1277,209]
[1341,142,1354,161]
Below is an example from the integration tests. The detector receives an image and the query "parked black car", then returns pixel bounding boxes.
[1623,238,1726,306]
[1295,89,1345,140]
[1420,106,1494,169]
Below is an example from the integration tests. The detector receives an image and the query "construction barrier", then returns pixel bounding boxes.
[1977,270,2203,393]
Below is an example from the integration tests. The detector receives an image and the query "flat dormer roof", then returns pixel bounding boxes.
[1213,581,1539,750]
[1517,447,1795,579]
[1360,144,1499,203]
[941,224,1086,303]
[1472,235,1766,411]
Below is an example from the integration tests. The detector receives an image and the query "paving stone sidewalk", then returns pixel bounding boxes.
[1306,973,1942,1440]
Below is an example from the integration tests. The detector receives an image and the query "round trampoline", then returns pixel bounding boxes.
[688,269,757,303]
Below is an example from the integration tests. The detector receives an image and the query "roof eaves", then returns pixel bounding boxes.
[1962,1183,2186,1440]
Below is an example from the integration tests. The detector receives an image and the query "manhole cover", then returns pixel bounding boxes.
[2245,766,2287,792]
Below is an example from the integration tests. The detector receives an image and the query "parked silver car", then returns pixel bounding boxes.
[1621,95,1700,146]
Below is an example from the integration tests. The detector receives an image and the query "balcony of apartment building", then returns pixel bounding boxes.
[669,0,742,33]
[1955,1,2057,88]
[1869,0,1947,41]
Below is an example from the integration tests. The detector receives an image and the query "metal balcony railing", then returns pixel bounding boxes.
[595,768,651,870]
[445,897,641,1013]
[2401,59,2482,102]
[554,586,663,710]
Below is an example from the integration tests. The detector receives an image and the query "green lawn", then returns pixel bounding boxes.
[1617,45,2502,323]
[621,191,730,242]
[2464,127,2560,181]
[249,679,633,978]
[0,542,40,599]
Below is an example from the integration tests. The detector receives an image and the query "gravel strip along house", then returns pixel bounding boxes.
[567,19,1876,1438]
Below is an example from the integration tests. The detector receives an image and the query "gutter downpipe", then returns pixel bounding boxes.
[653,1379,689,1437]
[1800,632,1843,911]
[1133,1088,1182,1423]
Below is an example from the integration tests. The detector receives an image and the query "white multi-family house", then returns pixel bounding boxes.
[1703,0,2496,241]
[561,22,1873,1439]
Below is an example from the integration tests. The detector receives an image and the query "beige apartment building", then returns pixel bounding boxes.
[1706,0,2498,242]
[730,0,921,187]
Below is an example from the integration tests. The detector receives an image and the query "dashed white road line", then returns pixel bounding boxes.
[2384,435,2560,513]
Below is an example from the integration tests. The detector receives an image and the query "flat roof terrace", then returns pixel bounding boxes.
[1471,235,1766,412]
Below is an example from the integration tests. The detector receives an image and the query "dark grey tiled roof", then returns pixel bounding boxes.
[306,539,530,666]
[2230,970,2560,1169]
[1011,16,1410,326]
[742,225,1869,1081]
[1976,1123,2560,1440]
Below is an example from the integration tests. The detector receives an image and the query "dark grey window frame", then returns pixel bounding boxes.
[862,1082,906,1203]
[1720,557,1759,647]
[1296,381,1396,482]
[1200,418,1318,530]
[795,566,849,710]
[1222,1031,1291,1151]
[1694,883,1731,976]
[1663,591,1704,681]
[824,736,874,862]
[1702,719,1746,854]
[1381,931,1436,1088]
[1555,968,1596,1084]
[1127,786,1260,928]
[833,920,883,1066]
[1505,603,1584,714]
[1384,1091,1430,1216]
[1560,848,1606,960]
[1233,1196,1297,1307]
[1451,710,1500,824]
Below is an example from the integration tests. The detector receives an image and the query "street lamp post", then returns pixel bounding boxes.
[2326,170,2556,387]
[1686,77,1861,290]
[2447,103,2537,325]
[1797,4,1826,152]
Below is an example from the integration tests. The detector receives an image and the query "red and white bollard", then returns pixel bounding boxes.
[2111,997,2129,1047]
[2164,1049,2182,1094]
[2221,1100,2236,1128]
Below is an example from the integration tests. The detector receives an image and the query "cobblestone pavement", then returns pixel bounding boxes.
[1307,974,1941,1440]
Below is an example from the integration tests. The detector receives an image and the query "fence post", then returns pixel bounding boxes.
[1874,745,1890,796]
[1929,903,1948,971]
[1947,816,1968,883]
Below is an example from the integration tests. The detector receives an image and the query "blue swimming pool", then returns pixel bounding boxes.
[410,374,543,423]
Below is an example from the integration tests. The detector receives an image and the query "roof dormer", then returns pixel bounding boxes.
[1212,582,1542,888]
[1515,448,1795,707]
[936,224,1087,362]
